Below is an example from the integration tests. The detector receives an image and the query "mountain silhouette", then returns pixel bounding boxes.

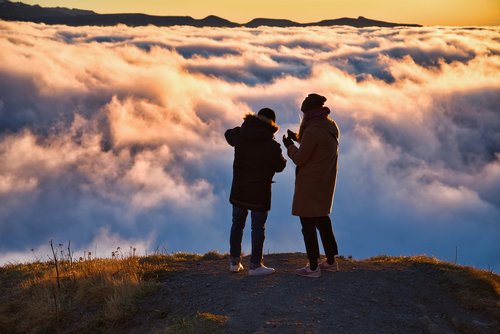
[312,16,419,27]
[0,1,422,28]
[245,18,303,28]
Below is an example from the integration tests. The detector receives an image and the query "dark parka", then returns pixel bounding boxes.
[225,114,287,211]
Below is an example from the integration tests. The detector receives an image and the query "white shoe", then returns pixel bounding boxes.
[230,262,244,273]
[248,265,275,276]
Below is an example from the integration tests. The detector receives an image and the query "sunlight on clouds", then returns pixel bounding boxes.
[106,96,200,147]
[121,147,216,213]
[419,182,485,211]
[0,21,499,270]
[0,174,38,195]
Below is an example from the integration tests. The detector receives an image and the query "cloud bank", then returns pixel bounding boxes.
[0,21,499,271]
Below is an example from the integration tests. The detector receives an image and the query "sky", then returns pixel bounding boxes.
[20,0,500,26]
[0,20,499,272]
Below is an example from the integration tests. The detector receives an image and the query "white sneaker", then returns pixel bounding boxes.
[229,262,244,273]
[248,265,275,276]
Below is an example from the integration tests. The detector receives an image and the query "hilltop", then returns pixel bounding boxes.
[0,252,498,333]
[0,1,422,27]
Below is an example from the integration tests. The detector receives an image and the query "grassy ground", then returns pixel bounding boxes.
[0,252,498,333]
[366,255,500,321]
[0,257,154,333]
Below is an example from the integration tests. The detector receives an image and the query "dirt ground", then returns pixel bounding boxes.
[125,253,499,333]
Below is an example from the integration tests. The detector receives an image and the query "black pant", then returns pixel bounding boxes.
[300,216,338,270]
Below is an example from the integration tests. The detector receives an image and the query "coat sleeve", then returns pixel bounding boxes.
[224,127,241,147]
[286,128,316,167]
[272,143,287,173]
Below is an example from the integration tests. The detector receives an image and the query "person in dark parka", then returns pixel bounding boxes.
[225,108,286,275]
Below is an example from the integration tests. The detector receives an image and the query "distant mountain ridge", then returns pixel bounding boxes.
[0,0,422,28]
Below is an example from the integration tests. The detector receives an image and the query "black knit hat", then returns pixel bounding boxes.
[301,93,327,112]
[258,108,276,122]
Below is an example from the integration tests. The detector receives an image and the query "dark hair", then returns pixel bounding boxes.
[258,108,276,122]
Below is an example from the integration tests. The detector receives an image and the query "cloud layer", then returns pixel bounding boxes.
[0,21,499,271]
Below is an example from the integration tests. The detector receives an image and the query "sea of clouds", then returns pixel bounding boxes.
[0,21,499,271]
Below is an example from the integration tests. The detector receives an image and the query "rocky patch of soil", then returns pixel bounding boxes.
[127,253,499,333]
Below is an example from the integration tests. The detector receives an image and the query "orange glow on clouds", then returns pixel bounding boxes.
[1,20,499,270]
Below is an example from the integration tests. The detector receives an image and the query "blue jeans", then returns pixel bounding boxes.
[229,205,268,266]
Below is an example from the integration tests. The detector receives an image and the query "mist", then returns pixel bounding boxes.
[0,21,499,271]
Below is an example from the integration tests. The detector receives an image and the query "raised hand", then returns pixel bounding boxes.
[282,134,293,148]
[287,129,298,142]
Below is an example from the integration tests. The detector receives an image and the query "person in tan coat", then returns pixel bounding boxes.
[282,93,340,278]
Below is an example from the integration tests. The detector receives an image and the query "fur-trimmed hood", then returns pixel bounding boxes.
[240,113,279,140]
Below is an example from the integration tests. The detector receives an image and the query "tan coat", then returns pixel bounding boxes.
[287,117,339,217]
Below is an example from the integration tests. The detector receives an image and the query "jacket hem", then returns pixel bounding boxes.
[230,198,269,212]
